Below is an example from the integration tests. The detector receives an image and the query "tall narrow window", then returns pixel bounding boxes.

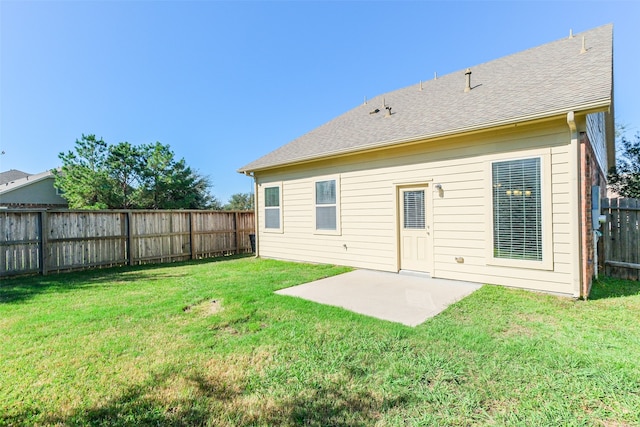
[492,158,542,261]
[315,180,337,230]
[264,186,280,230]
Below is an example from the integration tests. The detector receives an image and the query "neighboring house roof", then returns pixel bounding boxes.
[239,24,613,173]
[0,169,31,185]
[0,169,56,194]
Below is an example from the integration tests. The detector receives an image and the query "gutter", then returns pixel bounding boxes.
[567,112,583,299]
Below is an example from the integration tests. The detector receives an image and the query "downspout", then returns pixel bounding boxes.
[567,112,583,299]
[244,171,258,258]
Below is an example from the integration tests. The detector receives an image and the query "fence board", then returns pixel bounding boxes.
[602,198,640,280]
[0,209,254,277]
[1,211,41,276]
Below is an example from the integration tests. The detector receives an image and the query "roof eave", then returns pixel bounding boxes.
[238,98,612,174]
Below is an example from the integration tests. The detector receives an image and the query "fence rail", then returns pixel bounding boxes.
[1,209,255,277]
[601,198,640,280]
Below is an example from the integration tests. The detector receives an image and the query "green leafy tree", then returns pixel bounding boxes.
[608,131,640,198]
[224,193,254,211]
[54,134,110,209]
[55,135,217,210]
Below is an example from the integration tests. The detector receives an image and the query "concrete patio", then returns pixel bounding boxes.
[276,269,483,326]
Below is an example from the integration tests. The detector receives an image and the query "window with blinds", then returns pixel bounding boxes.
[403,190,425,229]
[315,180,336,230]
[264,186,280,229]
[492,158,542,261]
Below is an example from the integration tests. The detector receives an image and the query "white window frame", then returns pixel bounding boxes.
[313,175,341,235]
[263,183,283,233]
[486,149,553,270]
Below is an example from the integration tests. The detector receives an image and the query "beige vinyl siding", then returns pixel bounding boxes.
[256,117,577,295]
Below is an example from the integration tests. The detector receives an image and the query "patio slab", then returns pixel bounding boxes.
[275,269,483,326]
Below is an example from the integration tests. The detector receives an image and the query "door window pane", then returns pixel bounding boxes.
[403,190,425,229]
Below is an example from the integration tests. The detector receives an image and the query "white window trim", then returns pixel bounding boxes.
[313,175,341,236]
[263,182,283,233]
[485,149,553,270]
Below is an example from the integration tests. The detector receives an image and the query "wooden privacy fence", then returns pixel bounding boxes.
[601,198,640,280]
[1,209,255,277]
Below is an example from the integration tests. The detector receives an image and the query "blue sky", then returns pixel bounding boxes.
[1,1,638,203]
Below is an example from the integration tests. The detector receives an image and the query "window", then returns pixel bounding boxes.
[264,186,281,230]
[403,190,425,229]
[315,179,340,234]
[492,157,542,261]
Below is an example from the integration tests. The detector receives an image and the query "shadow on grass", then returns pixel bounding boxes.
[7,366,408,427]
[0,253,254,305]
[588,276,640,300]
[33,367,241,427]
[278,384,408,427]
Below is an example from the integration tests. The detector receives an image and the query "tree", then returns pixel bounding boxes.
[55,136,217,210]
[608,131,640,198]
[138,143,216,209]
[106,142,142,209]
[54,134,110,209]
[138,142,174,209]
[224,193,254,211]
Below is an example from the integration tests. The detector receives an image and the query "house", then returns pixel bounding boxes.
[239,25,614,299]
[0,169,68,208]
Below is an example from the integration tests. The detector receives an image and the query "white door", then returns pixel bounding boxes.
[399,187,429,272]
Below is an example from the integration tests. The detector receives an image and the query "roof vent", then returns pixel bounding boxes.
[569,29,574,39]
[434,72,438,80]
[580,36,587,54]
[464,68,472,92]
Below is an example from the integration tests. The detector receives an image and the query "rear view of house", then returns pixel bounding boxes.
[239,25,614,298]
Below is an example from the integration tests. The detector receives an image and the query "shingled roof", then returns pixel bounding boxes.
[0,169,30,185]
[239,24,613,173]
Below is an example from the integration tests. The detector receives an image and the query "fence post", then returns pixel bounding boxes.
[234,212,240,254]
[190,211,196,260]
[126,211,133,266]
[39,211,49,276]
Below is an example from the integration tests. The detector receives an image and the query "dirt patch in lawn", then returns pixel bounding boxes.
[183,299,223,316]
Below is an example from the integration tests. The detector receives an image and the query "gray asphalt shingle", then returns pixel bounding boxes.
[239,25,613,172]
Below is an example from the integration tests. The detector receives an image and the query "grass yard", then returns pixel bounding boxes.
[1,256,640,426]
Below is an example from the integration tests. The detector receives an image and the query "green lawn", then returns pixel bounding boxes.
[1,256,639,426]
